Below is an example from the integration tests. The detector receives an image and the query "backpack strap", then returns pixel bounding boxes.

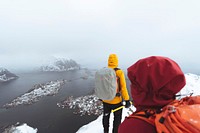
[128,110,157,127]
[113,67,120,71]
[113,68,121,95]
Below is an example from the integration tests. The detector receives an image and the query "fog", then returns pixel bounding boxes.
[0,0,200,74]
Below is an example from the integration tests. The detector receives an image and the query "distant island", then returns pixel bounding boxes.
[0,68,18,82]
[40,58,80,72]
[3,79,67,108]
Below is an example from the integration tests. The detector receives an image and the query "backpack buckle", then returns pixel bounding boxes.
[159,105,176,124]
[167,105,176,113]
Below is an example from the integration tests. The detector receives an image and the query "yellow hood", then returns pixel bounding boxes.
[108,54,118,68]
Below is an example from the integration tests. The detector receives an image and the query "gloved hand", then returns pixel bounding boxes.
[125,100,131,108]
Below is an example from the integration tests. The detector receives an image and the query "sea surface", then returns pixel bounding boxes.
[0,69,98,133]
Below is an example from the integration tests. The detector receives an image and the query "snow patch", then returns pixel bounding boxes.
[57,94,103,116]
[3,123,37,133]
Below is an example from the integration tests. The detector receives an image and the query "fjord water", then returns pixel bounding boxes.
[0,70,98,133]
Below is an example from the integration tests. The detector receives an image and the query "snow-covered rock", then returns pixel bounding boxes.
[0,68,18,82]
[3,123,37,133]
[40,58,80,72]
[3,80,67,108]
[57,94,103,116]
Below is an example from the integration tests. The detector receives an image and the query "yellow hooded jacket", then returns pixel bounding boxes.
[103,54,130,104]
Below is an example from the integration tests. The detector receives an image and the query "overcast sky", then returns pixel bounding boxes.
[0,0,200,73]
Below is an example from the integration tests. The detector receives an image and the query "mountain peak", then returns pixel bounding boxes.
[0,68,18,82]
[40,58,80,72]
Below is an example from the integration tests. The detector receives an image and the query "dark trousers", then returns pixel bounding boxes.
[102,102,123,133]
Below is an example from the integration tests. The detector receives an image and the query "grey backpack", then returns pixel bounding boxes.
[94,67,120,100]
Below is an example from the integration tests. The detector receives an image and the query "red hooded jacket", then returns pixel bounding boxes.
[119,56,186,133]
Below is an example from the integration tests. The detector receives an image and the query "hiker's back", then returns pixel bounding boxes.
[99,54,131,133]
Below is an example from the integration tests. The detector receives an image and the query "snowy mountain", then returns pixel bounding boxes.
[40,58,80,72]
[0,68,18,82]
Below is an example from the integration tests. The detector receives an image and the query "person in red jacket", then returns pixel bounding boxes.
[118,56,186,133]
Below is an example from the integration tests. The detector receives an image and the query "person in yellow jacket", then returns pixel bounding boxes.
[102,54,131,133]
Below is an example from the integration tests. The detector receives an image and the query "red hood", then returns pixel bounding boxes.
[127,56,186,109]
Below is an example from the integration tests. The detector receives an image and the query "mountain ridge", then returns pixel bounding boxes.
[39,58,81,72]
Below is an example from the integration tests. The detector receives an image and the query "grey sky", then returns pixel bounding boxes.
[0,0,200,73]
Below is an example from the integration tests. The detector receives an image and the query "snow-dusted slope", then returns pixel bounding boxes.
[40,58,80,72]
[0,68,18,82]
[76,73,200,133]
[179,73,200,97]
